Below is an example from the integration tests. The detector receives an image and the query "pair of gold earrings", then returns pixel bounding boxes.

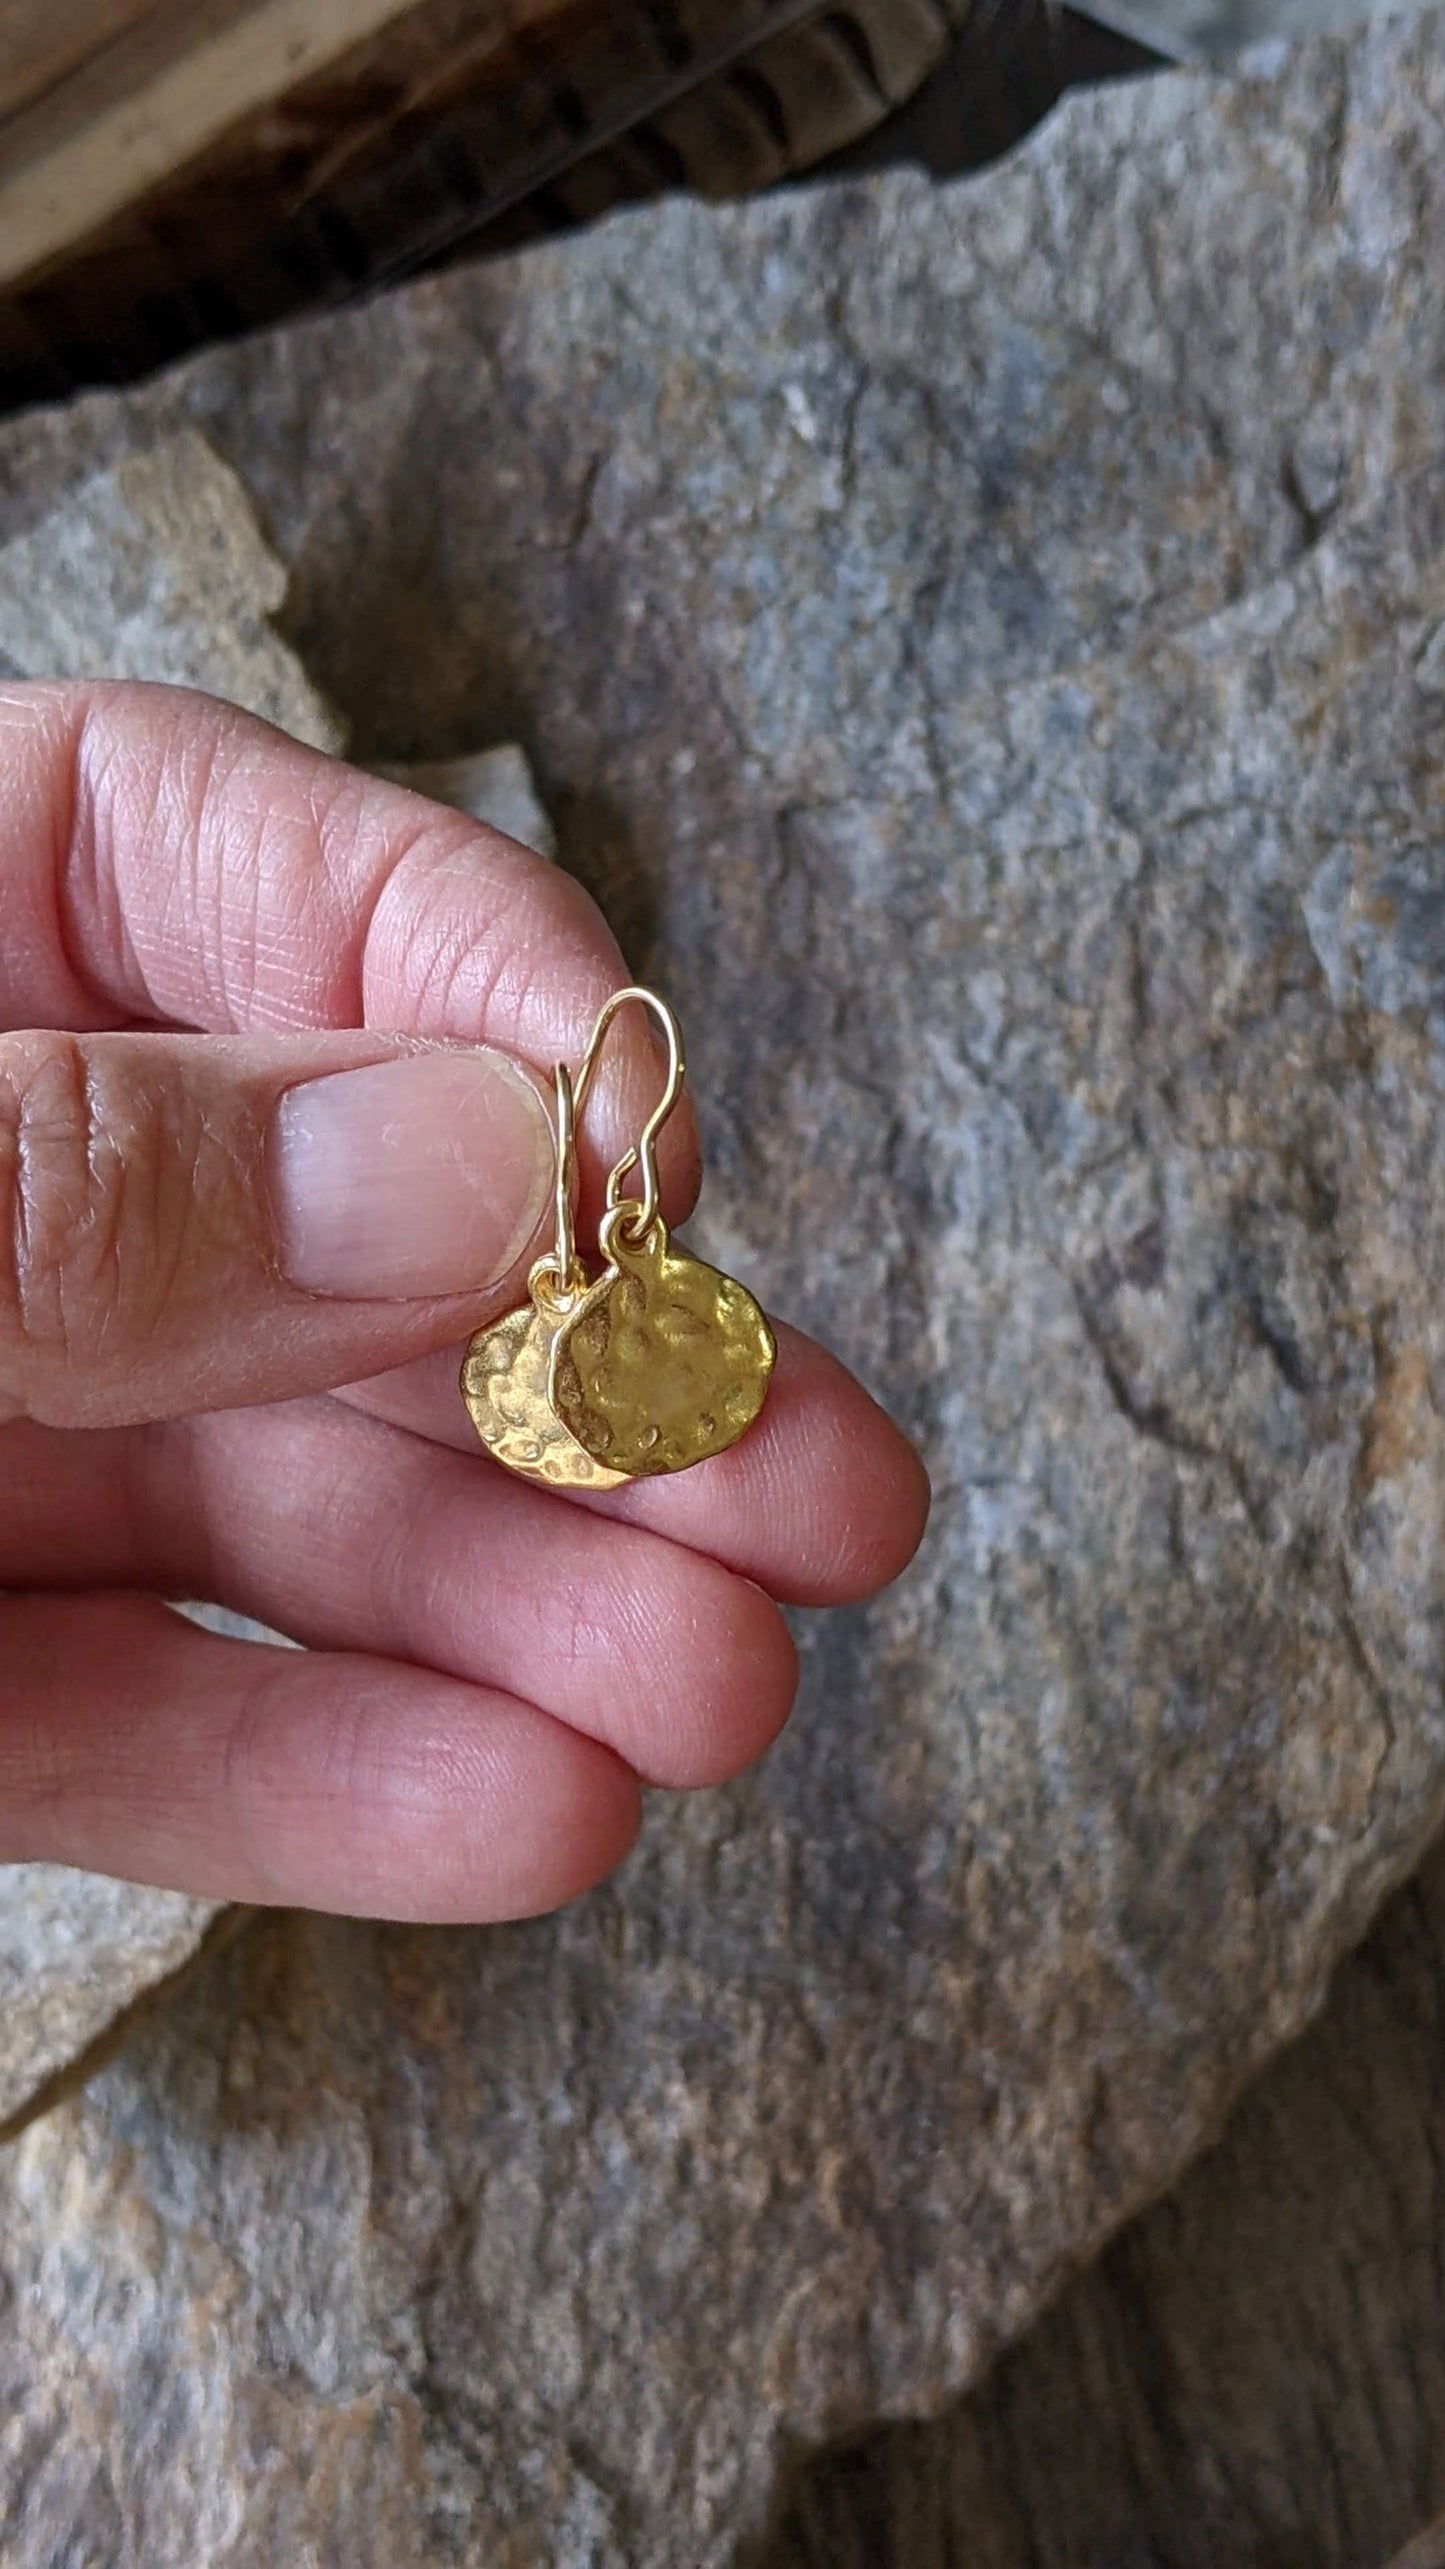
[461,988,775,1489]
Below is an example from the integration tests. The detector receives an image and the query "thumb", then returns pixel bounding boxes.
[1,1029,555,1429]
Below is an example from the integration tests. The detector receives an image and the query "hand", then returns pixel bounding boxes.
[0,682,928,1921]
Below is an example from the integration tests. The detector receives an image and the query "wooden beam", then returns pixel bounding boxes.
[0,0,563,291]
[0,1,165,128]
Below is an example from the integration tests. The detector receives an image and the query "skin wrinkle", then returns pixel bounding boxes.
[68,692,359,1029]
[5,1035,103,1366]
[185,1625,296,1897]
[147,1409,248,1609]
[366,827,580,1040]
[0,1678,72,1839]
[353,1696,544,1889]
[34,692,92,1019]
[298,1677,398,1837]
[212,779,268,1032]
[393,880,520,1036]
[122,1419,173,1596]
[543,1546,688,1756]
[5,1039,232,1404]
[83,698,662,1170]
[200,1396,432,1620]
[76,1043,119,1362]
[78,696,186,1013]
[15,1608,221,1861]
[205,1625,392,1881]
[187,745,356,1030]
[371,1443,451,1649]
[0,1069,28,1420]
[311,798,467,1035]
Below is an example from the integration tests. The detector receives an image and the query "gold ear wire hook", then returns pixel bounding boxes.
[529,1060,584,1306]
[570,986,686,1241]
[552,1059,579,1291]
[463,980,773,1484]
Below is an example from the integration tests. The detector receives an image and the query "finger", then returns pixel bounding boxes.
[0,1419,142,1577]
[0,1592,640,1920]
[0,680,699,1223]
[1,1027,569,1427]
[342,1320,932,1606]
[0,1402,799,1788]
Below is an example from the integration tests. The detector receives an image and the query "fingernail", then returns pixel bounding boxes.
[269,1050,552,1298]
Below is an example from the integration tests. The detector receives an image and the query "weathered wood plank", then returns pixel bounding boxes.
[0,0,165,127]
[0,0,576,289]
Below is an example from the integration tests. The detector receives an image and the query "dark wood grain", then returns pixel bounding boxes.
[0,0,167,127]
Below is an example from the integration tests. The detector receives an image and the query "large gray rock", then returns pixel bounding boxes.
[4,15,1445,2561]
[1111,0,1393,68]
[0,1869,223,2133]
[0,430,342,750]
[760,1827,1445,2568]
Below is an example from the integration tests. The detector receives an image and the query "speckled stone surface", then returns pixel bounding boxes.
[1109,0,1411,69]
[0,430,341,748]
[0,1868,222,2130]
[4,18,1445,2562]
[760,1830,1445,2567]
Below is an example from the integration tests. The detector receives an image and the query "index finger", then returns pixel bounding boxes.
[0,679,699,1213]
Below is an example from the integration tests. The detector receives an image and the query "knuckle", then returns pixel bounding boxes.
[359,800,564,1035]
[0,1032,177,1387]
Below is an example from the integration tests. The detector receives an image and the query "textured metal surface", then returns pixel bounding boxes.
[461,1295,627,1490]
[553,1214,776,1477]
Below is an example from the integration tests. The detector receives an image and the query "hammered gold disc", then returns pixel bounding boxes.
[461,1299,627,1491]
[551,1215,775,1478]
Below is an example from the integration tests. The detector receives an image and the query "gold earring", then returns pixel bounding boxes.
[460,987,776,1487]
